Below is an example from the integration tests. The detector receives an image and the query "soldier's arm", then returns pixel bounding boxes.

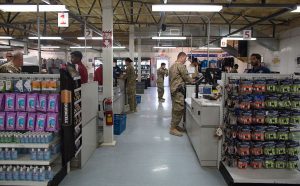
[123,67,129,79]
[165,69,169,77]
[179,65,194,83]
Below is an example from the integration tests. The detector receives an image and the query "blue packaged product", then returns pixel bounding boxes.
[37,149,43,160]
[25,168,32,181]
[19,167,25,180]
[38,168,45,181]
[0,149,4,160]
[12,167,19,180]
[32,169,38,181]
[45,167,53,180]
[43,149,51,160]
[4,148,11,160]
[14,79,23,93]
[11,148,17,160]
[30,149,36,160]
[5,167,12,180]
[0,167,4,180]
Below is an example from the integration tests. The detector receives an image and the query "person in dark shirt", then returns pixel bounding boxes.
[247,53,271,73]
[71,51,88,84]
[113,59,122,86]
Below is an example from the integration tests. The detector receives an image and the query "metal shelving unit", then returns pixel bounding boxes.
[0,154,60,166]
[0,137,60,149]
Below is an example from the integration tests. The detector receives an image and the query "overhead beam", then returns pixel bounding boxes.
[120,0,129,22]
[145,4,158,24]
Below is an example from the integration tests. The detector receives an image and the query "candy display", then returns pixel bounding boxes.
[224,75,300,170]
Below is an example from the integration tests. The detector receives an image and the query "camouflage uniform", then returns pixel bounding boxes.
[157,67,168,100]
[169,61,193,128]
[124,64,137,112]
[0,62,21,73]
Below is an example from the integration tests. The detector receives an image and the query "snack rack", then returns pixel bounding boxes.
[219,73,300,185]
[60,68,82,166]
[0,73,65,186]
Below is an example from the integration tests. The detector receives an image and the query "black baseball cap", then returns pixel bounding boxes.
[71,51,83,60]
[125,57,133,63]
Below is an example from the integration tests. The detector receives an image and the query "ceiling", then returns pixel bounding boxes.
[0,0,300,50]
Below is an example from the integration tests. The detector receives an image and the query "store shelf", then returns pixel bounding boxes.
[0,180,48,186]
[0,137,60,149]
[74,87,81,93]
[74,110,82,117]
[220,163,300,185]
[0,153,60,165]
[74,99,81,105]
[75,134,82,144]
[74,146,82,157]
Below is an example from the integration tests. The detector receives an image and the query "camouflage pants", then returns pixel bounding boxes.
[127,88,136,111]
[170,92,184,128]
[157,82,164,100]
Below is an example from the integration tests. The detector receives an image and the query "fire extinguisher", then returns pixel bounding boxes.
[103,98,113,125]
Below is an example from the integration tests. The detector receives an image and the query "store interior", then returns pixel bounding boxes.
[0,0,300,186]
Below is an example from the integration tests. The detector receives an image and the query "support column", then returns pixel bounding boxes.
[102,0,115,146]
[129,25,135,64]
[137,38,142,82]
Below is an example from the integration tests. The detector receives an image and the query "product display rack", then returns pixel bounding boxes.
[0,73,65,186]
[220,73,300,186]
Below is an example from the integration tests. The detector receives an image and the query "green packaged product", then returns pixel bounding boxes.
[275,156,287,169]
[264,142,276,155]
[265,95,279,109]
[278,95,291,109]
[290,111,300,125]
[266,79,278,93]
[278,111,290,125]
[275,142,286,155]
[289,131,300,140]
[277,127,289,141]
[292,79,300,93]
[265,111,278,125]
[287,156,299,169]
[264,156,275,169]
[277,79,292,93]
[291,96,300,109]
[287,141,300,156]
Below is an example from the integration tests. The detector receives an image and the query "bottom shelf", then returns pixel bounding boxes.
[219,162,300,186]
[0,181,48,186]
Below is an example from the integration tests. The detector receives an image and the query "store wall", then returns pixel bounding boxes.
[248,27,300,74]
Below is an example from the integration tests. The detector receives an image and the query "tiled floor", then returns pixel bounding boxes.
[60,87,226,186]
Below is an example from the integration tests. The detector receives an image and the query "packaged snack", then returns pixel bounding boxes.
[287,141,300,156]
[290,111,300,125]
[277,79,292,93]
[264,156,275,168]
[239,96,252,110]
[41,80,49,91]
[37,94,47,112]
[46,113,58,132]
[48,80,58,91]
[6,112,16,130]
[23,80,32,92]
[47,94,59,113]
[238,126,251,141]
[0,94,4,111]
[5,80,13,92]
[265,110,278,125]
[239,79,253,94]
[14,79,23,93]
[289,131,300,140]
[250,156,263,169]
[287,156,299,169]
[16,94,26,111]
[265,95,279,109]
[278,95,291,109]
[0,112,5,130]
[237,156,249,169]
[266,79,278,93]
[253,79,266,93]
[277,127,289,141]
[264,126,277,140]
[27,113,36,131]
[291,95,300,109]
[16,112,27,131]
[238,111,252,125]
[292,79,300,93]
[264,142,276,155]
[36,113,46,132]
[250,142,263,156]
[278,111,290,125]
[275,156,287,169]
[4,93,15,111]
[26,93,38,112]
[253,110,265,124]
[237,141,250,156]
[32,80,41,92]
[275,142,286,155]
[251,126,265,141]
[0,80,5,92]
[252,95,265,109]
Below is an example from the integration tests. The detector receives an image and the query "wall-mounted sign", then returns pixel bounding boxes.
[221,39,227,47]
[58,13,69,27]
[243,30,252,40]
[85,29,93,38]
[102,31,112,48]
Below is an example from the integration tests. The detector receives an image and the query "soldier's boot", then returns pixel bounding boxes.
[169,127,183,137]
[176,126,186,133]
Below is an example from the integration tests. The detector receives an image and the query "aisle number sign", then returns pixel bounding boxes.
[243,30,252,40]
[85,29,93,38]
[58,13,69,27]
[221,39,227,47]
[102,31,112,48]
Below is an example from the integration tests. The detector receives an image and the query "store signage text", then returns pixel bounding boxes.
[58,13,69,27]
[243,30,252,40]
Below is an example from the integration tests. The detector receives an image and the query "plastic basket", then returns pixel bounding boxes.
[136,95,141,104]
[114,114,127,135]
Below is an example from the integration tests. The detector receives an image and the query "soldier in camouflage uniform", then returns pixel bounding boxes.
[157,63,168,102]
[0,52,23,73]
[169,52,194,136]
[123,58,137,113]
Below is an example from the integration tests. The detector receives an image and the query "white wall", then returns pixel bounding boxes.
[248,27,300,74]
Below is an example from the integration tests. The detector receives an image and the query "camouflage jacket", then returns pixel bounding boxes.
[0,62,21,73]
[169,61,193,94]
[157,67,168,83]
[123,64,136,88]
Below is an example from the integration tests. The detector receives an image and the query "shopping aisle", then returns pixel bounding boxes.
[60,87,226,186]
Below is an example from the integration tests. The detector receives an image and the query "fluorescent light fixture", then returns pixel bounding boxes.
[0,45,11,48]
[152,36,186,40]
[28,36,62,40]
[42,0,50,4]
[70,46,93,49]
[0,5,68,12]
[0,36,13,40]
[292,6,300,12]
[222,37,257,41]
[199,47,222,50]
[153,46,176,49]
[152,4,222,12]
[113,46,126,49]
[77,37,103,40]
[41,46,60,49]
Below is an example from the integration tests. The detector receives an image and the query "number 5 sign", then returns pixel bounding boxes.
[243,30,252,40]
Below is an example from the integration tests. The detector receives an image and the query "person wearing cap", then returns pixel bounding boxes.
[71,51,88,84]
[157,63,168,102]
[0,52,23,73]
[122,57,137,113]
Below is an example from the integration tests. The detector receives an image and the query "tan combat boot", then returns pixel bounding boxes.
[169,127,183,137]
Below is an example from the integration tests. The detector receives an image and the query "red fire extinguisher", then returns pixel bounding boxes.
[103,98,113,126]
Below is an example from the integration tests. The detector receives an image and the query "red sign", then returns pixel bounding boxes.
[58,13,69,27]
[102,31,112,48]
